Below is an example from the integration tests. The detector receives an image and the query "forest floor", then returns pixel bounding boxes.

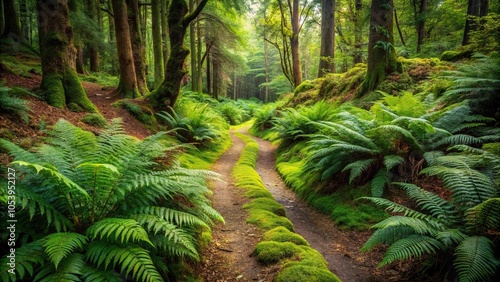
[1,72,411,281]
[199,127,409,282]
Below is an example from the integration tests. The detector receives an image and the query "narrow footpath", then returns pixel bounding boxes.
[200,128,393,281]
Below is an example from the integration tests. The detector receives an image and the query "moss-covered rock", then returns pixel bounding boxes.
[243,198,287,216]
[247,209,294,231]
[440,49,473,62]
[118,99,157,126]
[80,113,107,127]
[261,226,309,246]
[253,241,302,264]
[275,265,341,282]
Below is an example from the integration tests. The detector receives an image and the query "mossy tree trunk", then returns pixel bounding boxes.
[360,0,402,94]
[318,0,335,77]
[149,0,208,110]
[111,0,140,98]
[88,0,100,72]
[152,0,164,88]
[290,0,302,87]
[126,0,148,95]
[37,0,97,112]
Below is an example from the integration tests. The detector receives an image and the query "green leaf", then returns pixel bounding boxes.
[454,236,500,282]
[43,233,88,269]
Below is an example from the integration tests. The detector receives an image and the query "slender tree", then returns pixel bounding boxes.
[111,0,140,98]
[149,0,209,109]
[152,0,164,88]
[126,0,148,94]
[360,0,402,94]
[189,0,198,92]
[318,0,335,77]
[88,0,100,71]
[161,0,171,69]
[37,0,97,112]
[414,0,427,53]
[462,0,489,45]
[289,0,303,86]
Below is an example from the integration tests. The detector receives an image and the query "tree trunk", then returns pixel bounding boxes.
[213,57,219,100]
[37,0,97,112]
[19,0,29,40]
[290,0,302,87]
[360,0,402,94]
[415,0,427,53]
[1,0,21,38]
[206,41,211,95]
[126,0,148,95]
[462,0,480,45]
[75,43,87,74]
[353,0,363,64]
[88,0,99,72]
[148,0,209,109]
[152,0,164,88]
[161,0,170,70]
[0,0,4,35]
[189,0,197,92]
[111,0,140,98]
[107,0,115,42]
[394,8,406,47]
[318,0,335,77]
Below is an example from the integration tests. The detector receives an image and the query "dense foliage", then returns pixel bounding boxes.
[0,119,222,281]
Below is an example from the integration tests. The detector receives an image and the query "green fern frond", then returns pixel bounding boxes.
[42,233,88,269]
[361,226,416,251]
[436,229,468,248]
[372,216,444,235]
[395,182,459,224]
[0,139,40,163]
[342,158,377,183]
[370,170,391,197]
[360,197,439,223]
[383,155,405,170]
[81,265,122,282]
[434,134,483,147]
[132,206,208,228]
[86,218,153,246]
[0,240,45,281]
[86,242,164,282]
[454,236,500,282]
[379,235,445,267]
[34,253,85,282]
[466,198,500,232]
[368,124,422,151]
[312,121,377,149]
[423,151,445,166]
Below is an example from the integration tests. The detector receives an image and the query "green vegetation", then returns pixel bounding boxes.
[0,86,31,123]
[80,113,107,127]
[0,119,222,281]
[231,132,339,280]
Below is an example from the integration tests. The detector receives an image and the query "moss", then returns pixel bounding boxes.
[63,69,98,113]
[41,74,66,108]
[0,128,14,140]
[261,226,309,246]
[67,102,84,112]
[120,100,157,126]
[440,49,473,61]
[284,246,329,269]
[243,198,286,216]
[80,113,107,127]
[275,265,341,282]
[253,241,302,264]
[247,209,294,231]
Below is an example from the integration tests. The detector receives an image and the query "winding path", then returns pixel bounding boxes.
[200,128,381,281]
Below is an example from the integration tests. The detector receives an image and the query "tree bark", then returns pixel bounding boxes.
[196,0,203,93]
[126,0,148,95]
[290,0,302,87]
[189,0,197,92]
[360,0,402,94]
[111,0,140,98]
[149,0,209,109]
[415,0,427,53]
[318,0,335,77]
[152,0,164,88]
[37,0,97,112]
[88,0,100,72]
[462,0,480,45]
[353,0,363,64]
[1,0,21,38]
[161,0,171,70]
[206,40,211,95]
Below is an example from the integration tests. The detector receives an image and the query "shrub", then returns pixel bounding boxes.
[0,86,31,123]
[0,119,222,281]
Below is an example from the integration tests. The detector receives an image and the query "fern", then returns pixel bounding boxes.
[86,242,164,282]
[34,253,85,282]
[379,235,445,267]
[42,233,88,269]
[466,198,500,232]
[370,170,391,197]
[86,218,153,246]
[454,236,500,282]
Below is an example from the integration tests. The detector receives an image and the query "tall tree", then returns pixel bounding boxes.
[318,0,335,77]
[161,0,171,69]
[88,0,100,71]
[111,0,140,98]
[189,0,198,92]
[288,0,303,86]
[149,0,209,109]
[360,0,402,94]
[126,0,148,94]
[152,0,164,88]
[37,0,97,112]
[414,0,427,53]
[462,0,489,45]
[1,0,22,38]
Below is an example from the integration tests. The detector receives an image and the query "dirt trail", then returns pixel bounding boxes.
[200,128,389,281]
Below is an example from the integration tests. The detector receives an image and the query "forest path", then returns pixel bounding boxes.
[200,127,384,281]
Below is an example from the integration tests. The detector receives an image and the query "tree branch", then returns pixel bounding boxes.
[183,0,209,27]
